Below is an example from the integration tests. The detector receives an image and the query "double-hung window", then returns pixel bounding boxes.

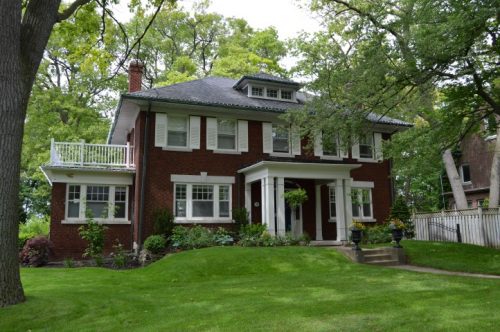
[217,119,237,150]
[460,164,471,184]
[65,184,129,223]
[174,183,232,221]
[359,133,374,159]
[167,116,188,147]
[272,124,290,153]
[351,188,372,219]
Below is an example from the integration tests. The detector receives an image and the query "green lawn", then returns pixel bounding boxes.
[363,240,500,275]
[1,247,500,331]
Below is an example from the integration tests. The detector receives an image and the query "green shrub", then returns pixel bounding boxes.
[63,258,75,268]
[112,239,127,268]
[170,225,218,249]
[144,235,166,254]
[389,196,414,238]
[283,188,308,209]
[232,207,249,232]
[362,224,392,244]
[213,227,234,246]
[19,215,49,249]
[78,219,107,265]
[238,224,267,246]
[153,208,174,238]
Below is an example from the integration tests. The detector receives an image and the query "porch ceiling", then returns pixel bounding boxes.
[238,161,361,184]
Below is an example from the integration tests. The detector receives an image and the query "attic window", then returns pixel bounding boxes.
[281,90,292,100]
[251,87,263,96]
[267,89,278,98]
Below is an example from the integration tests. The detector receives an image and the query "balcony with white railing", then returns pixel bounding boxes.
[50,139,135,169]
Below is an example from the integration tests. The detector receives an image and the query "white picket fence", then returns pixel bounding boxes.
[413,208,500,248]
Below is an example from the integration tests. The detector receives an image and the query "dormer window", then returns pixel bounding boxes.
[251,87,263,96]
[281,90,292,100]
[267,89,278,98]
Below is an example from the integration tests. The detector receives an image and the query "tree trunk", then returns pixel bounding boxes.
[0,0,26,307]
[0,0,61,307]
[488,128,500,208]
[442,149,468,210]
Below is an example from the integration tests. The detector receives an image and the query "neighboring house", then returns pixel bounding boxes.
[446,130,495,209]
[42,61,411,259]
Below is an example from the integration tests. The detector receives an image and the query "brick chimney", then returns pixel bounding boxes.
[128,60,144,92]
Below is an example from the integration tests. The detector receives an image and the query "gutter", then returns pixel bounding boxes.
[137,102,152,249]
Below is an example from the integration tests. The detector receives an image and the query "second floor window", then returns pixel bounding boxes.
[323,134,339,157]
[272,125,290,153]
[460,164,471,183]
[217,119,236,150]
[359,133,374,159]
[167,116,188,147]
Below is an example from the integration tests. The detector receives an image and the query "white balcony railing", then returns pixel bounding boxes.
[50,139,135,168]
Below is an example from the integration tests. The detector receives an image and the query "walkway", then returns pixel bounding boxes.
[388,265,500,279]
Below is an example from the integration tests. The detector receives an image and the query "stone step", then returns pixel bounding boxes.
[363,254,393,262]
[310,240,342,246]
[365,259,400,266]
[362,249,390,255]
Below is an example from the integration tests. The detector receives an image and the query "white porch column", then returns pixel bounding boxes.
[266,177,276,235]
[340,179,353,242]
[245,182,252,223]
[315,183,323,240]
[276,177,286,236]
[261,178,267,228]
[335,180,346,241]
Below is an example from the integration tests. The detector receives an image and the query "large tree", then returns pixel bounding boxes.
[291,0,499,209]
[0,0,171,307]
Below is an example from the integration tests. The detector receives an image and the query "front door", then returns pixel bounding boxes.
[285,202,302,237]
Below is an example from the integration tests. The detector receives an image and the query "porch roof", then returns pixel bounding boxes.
[238,161,361,184]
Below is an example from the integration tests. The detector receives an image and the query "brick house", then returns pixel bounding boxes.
[445,132,496,209]
[42,61,411,259]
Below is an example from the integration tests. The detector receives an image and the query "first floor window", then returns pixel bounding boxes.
[174,183,232,220]
[359,133,374,159]
[272,124,290,153]
[66,184,128,221]
[86,185,109,218]
[217,119,236,150]
[329,187,336,218]
[351,188,372,219]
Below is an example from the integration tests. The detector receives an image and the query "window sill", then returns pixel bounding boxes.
[62,219,131,225]
[163,147,192,152]
[321,155,343,161]
[213,149,242,155]
[174,219,234,224]
[356,158,379,163]
[269,152,293,158]
[328,218,337,223]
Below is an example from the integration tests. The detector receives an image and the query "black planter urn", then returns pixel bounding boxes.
[351,229,363,251]
[392,229,403,248]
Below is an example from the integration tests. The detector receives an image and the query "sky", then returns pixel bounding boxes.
[113,0,323,70]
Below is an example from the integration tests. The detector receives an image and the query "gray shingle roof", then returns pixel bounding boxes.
[123,76,411,127]
[233,72,301,89]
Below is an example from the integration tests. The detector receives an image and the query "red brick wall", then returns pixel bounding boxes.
[49,183,133,260]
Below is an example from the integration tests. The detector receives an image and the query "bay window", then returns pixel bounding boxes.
[174,183,232,221]
[65,184,129,223]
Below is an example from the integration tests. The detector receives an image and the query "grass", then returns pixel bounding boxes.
[1,246,500,331]
[362,240,500,275]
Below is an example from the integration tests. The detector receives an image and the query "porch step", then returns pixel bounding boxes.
[310,240,343,247]
[364,259,400,266]
[363,253,393,262]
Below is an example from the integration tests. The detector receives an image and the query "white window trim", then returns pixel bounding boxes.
[328,186,337,222]
[271,124,292,156]
[166,114,190,150]
[247,83,297,103]
[174,183,233,223]
[63,184,130,224]
[460,164,472,185]
[321,134,342,160]
[351,187,375,222]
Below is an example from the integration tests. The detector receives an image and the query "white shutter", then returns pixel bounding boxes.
[155,113,167,147]
[313,132,323,157]
[339,136,349,158]
[374,132,383,161]
[206,117,217,150]
[262,122,272,153]
[238,120,248,152]
[352,142,360,159]
[189,116,201,149]
[291,126,301,155]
